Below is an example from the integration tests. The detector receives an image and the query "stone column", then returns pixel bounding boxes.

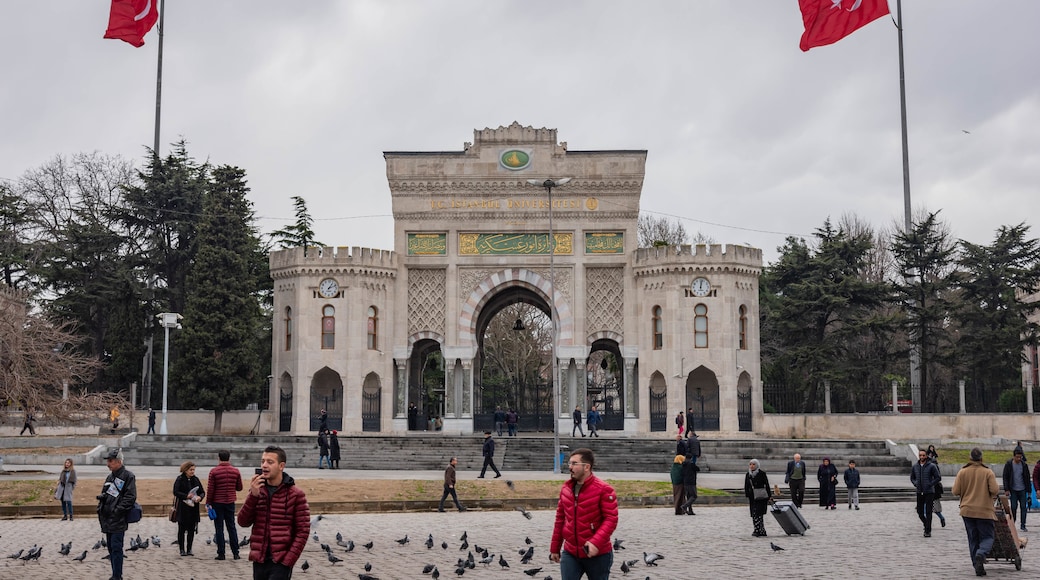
[824,380,831,414]
[461,359,473,416]
[624,357,637,416]
[445,360,457,418]
[891,380,899,414]
[959,380,966,414]
[394,358,408,417]
[559,358,571,421]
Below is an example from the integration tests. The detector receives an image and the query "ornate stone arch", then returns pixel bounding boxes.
[407,330,445,349]
[458,268,573,347]
[587,329,624,347]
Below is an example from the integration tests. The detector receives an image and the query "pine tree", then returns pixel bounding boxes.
[272,196,324,255]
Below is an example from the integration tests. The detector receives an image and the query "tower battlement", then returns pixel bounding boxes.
[269,246,397,276]
[633,244,762,275]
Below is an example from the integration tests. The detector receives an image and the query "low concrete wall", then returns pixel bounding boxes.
[759,413,1040,440]
[0,410,271,437]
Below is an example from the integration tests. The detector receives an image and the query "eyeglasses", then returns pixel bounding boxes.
[568,461,588,467]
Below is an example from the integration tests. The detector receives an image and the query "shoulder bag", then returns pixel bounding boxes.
[168,499,178,523]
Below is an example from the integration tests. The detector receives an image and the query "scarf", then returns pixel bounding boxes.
[748,459,761,479]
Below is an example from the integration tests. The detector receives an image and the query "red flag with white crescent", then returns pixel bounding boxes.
[104,0,159,48]
[798,0,890,52]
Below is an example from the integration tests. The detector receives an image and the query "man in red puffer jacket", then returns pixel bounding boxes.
[550,447,619,580]
[206,449,243,560]
[238,445,310,579]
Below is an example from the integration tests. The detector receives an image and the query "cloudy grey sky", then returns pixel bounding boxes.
[2,1,1037,264]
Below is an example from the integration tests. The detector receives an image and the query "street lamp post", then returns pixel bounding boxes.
[156,312,182,435]
[527,177,570,474]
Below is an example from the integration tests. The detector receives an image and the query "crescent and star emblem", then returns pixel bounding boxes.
[134,0,152,21]
[830,0,864,11]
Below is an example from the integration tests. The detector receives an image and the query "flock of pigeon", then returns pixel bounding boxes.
[6,533,166,566]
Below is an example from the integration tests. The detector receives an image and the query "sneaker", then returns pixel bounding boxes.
[855,506,860,510]
[974,554,987,576]
[924,532,931,537]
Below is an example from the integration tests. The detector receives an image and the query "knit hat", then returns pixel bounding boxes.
[1014,446,1024,456]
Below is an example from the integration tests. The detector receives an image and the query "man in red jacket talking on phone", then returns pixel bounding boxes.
[550,447,618,580]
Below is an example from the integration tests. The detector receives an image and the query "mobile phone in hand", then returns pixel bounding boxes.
[255,468,263,476]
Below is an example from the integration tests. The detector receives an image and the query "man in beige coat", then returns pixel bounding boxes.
[952,447,999,577]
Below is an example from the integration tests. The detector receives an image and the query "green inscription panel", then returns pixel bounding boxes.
[585,232,624,254]
[407,233,447,255]
[458,233,573,255]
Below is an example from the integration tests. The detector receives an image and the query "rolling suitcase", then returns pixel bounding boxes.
[770,500,810,536]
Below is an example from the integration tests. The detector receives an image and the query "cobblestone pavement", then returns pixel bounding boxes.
[0,502,1031,579]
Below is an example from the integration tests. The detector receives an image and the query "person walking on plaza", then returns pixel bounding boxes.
[911,448,941,537]
[55,458,77,520]
[478,431,502,478]
[679,452,700,515]
[494,406,507,436]
[953,447,999,577]
[147,407,156,434]
[844,459,861,510]
[550,448,618,580]
[927,450,947,528]
[317,429,330,469]
[239,445,311,579]
[506,408,519,436]
[817,457,838,510]
[670,454,686,515]
[407,401,418,430]
[744,458,772,537]
[329,430,341,469]
[317,408,328,433]
[675,433,688,457]
[206,450,243,560]
[686,430,701,464]
[20,408,36,436]
[587,406,601,437]
[173,461,205,557]
[785,453,807,508]
[675,410,684,435]
[1003,445,1032,532]
[439,456,466,512]
[97,448,137,580]
[110,406,120,431]
[572,406,585,437]
[685,407,694,437]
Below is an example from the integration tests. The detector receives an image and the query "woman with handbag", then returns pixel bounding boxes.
[817,457,838,509]
[173,461,205,557]
[744,458,772,537]
[55,458,77,521]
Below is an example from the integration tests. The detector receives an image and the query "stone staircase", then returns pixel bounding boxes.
[121,435,911,474]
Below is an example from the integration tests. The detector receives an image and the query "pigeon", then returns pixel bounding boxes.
[363,541,374,551]
[454,566,466,576]
[313,533,320,542]
[515,506,533,519]
[336,532,343,542]
[620,560,631,574]
[7,549,23,559]
[310,514,324,528]
[92,541,103,551]
[643,552,664,566]
[423,563,436,574]
[101,538,107,548]
[151,536,162,547]
[327,552,342,564]
[506,480,515,490]
[364,562,372,572]
[459,531,468,542]
[73,550,87,562]
[432,567,440,579]
[459,539,469,550]
[59,541,72,556]
[441,541,448,550]
[613,538,625,550]
[499,554,510,568]
[240,537,250,547]
[479,553,494,567]
[520,546,534,564]
[301,560,309,572]
[524,568,543,576]
[425,534,434,549]
[320,543,331,553]
[473,544,484,555]
[358,575,379,580]
[396,535,409,545]
[525,536,533,545]
[770,542,785,552]
[206,537,213,545]
[342,540,355,552]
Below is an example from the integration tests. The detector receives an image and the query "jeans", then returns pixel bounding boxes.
[212,502,240,557]
[560,549,613,580]
[572,422,585,437]
[963,516,995,564]
[107,532,125,579]
[916,492,935,533]
[253,560,293,580]
[588,423,599,437]
[318,455,330,469]
[147,422,155,434]
[61,500,73,517]
[496,421,505,436]
[848,487,859,507]
[507,423,517,436]
[1010,489,1028,528]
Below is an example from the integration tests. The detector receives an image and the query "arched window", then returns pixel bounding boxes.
[284,307,292,351]
[694,304,708,348]
[738,305,747,350]
[367,306,378,350]
[652,305,663,350]
[321,305,335,349]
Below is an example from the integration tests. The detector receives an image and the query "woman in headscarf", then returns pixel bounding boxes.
[55,458,77,521]
[173,461,205,556]
[817,457,838,509]
[671,454,686,515]
[744,458,771,536]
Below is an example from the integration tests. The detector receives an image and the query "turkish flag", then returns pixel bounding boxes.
[104,0,159,48]
[799,0,890,52]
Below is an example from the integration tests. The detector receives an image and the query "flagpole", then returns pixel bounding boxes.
[153,0,165,158]
[895,0,922,411]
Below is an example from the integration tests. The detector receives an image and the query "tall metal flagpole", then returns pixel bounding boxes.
[895,0,922,411]
[153,0,165,157]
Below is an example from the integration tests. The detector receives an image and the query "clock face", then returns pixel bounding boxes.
[691,277,711,297]
[318,278,339,298]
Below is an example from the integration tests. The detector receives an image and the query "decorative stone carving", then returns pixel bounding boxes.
[408,269,446,335]
[586,267,624,334]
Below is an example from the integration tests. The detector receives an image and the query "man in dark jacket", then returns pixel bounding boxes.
[784,453,807,508]
[494,406,507,436]
[97,448,137,580]
[206,450,244,560]
[911,448,942,537]
[679,455,700,515]
[572,406,585,437]
[686,431,701,464]
[439,456,465,512]
[478,431,502,478]
[329,430,341,469]
[1002,445,1032,531]
[317,429,330,469]
[550,447,618,580]
[238,445,310,579]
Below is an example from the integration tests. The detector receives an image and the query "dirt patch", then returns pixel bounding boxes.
[0,478,680,507]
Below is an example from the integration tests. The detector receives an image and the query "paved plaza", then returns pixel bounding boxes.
[0,500,1031,579]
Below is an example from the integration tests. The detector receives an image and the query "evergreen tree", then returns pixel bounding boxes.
[0,181,37,288]
[173,166,267,432]
[954,224,1040,410]
[271,196,324,254]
